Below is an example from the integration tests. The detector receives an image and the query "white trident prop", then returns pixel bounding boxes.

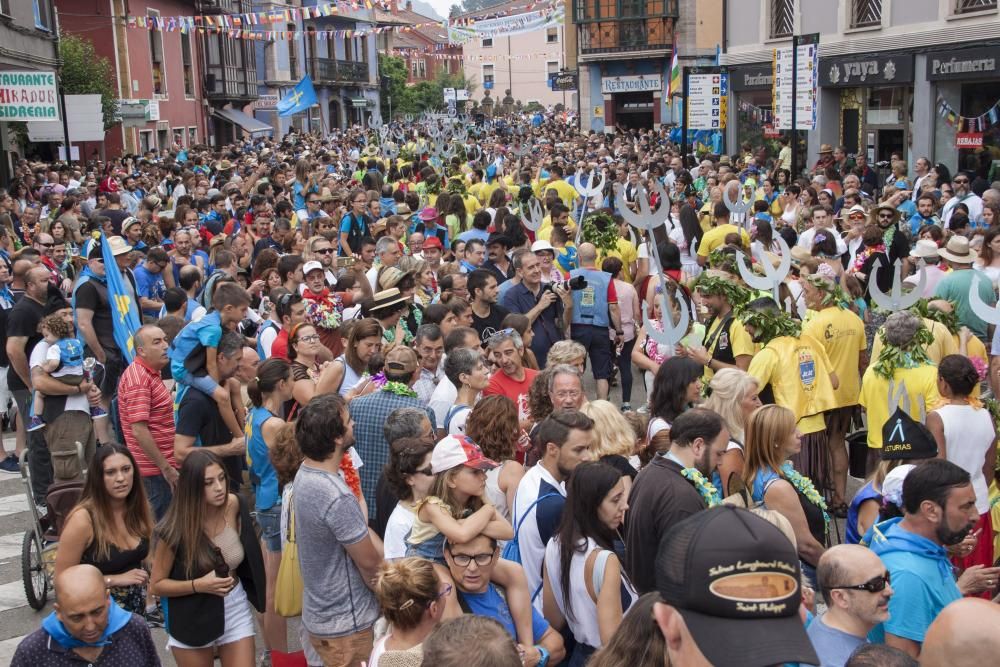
[968,273,1000,327]
[520,198,543,232]
[614,182,688,352]
[735,236,792,308]
[572,169,606,239]
[868,257,924,312]
[723,181,754,217]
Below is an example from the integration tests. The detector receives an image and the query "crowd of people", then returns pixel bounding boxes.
[4,116,1000,667]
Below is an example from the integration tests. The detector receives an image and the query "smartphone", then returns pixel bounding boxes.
[336,256,356,268]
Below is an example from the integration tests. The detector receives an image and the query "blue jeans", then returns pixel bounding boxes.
[254,505,282,553]
[143,474,173,521]
[180,373,219,397]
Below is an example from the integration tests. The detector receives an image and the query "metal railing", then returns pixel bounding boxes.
[851,0,882,27]
[312,58,369,83]
[955,0,997,12]
[770,0,794,38]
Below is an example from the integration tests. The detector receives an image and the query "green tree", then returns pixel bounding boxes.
[378,54,409,120]
[398,69,478,115]
[59,35,119,130]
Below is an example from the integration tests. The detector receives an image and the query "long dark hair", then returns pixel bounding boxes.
[74,443,153,563]
[556,462,622,622]
[156,450,228,578]
[649,357,703,423]
[678,204,703,249]
[247,357,291,407]
[587,593,667,667]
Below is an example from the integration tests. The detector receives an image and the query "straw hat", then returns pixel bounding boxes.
[938,236,977,265]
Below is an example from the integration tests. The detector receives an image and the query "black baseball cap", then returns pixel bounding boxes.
[655,506,819,667]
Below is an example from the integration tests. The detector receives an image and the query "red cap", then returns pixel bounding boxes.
[421,236,443,250]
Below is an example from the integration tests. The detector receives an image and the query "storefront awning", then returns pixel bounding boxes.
[212,108,273,136]
[350,98,368,108]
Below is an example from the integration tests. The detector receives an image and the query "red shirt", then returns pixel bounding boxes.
[484,367,538,422]
[271,328,290,360]
[117,357,176,477]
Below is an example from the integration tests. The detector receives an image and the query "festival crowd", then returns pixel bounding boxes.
[4,116,1000,667]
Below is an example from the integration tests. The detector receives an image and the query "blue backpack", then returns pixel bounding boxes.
[501,492,559,599]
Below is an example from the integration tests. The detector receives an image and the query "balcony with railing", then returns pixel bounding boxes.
[955,0,997,12]
[573,0,677,55]
[311,58,370,84]
[196,0,246,15]
[204,65,258,100]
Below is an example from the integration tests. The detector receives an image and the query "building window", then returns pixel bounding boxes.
[188,127,197,146]
[305,28,317,79]
[148,10,166,95]
[0,0,12,17]
[483,64,494,86]
[482,37,493,48]
[181,33,194,97]
[547,27,558,43]
[139,130,154,154]
[32,0,53,30]
[850,0,882,27]
[547,60,559,76]
[770,0,794,38]
[288,24,298,79]
[955,0,997,12]
[416,60,426,78]
[360,36,368,63]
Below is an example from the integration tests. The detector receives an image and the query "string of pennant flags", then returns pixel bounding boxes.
[125,1,388,31]
[738,100,773,125]
[937,94,1000,133]
[386,49,556,61]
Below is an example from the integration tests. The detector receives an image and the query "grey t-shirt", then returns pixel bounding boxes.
[294,463,378,638]
[806,613,867,667]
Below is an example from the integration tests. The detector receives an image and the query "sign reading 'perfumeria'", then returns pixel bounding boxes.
[927,46,1000,81]
[601,75,662,94]
[0,71,59,120]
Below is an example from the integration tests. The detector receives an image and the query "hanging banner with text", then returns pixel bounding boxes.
[687,69,728,130]
[0,71,59,120]
[446,6,564,45]
[772,42,817,131]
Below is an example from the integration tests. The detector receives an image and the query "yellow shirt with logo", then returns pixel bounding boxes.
[870,318,957,366]
[698,223,751,258]
[858,364,940,448]
[702,316,756,383]
[802,306,867,409]
[748,334,838,434]
[598,237,639,283]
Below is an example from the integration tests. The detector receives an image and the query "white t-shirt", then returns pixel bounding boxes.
[258,322,280,359]
[383,502,416,560]
[45,342,83,379]
[428,377,458,430]
[30,342,89,412]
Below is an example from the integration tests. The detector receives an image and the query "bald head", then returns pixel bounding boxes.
[817,544,886,599]
[921,598,1000,667]
[54,564,111,644]
[927,299,953,315]
[55,564,105,605]
[578,242,598,266]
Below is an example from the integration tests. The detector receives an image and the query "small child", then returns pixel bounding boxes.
[550,225,577,277]
[27,313,107,431]
[168,282,249,446]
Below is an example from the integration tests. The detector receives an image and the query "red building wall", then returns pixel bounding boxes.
[56,0,205,158]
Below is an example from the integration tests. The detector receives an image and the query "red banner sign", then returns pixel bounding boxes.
[763,124,780,139]
[956,132,983,149]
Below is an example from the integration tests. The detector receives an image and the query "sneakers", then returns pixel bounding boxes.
[0,454,18,474]
[620,402,631,413]
[144,605,164,628]
[26,416,45,432]
[90,406,108,420]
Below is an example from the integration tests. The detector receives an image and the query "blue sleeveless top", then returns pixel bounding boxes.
[246,406,280,511]
[750,467,781,506]
[846,480,881,545]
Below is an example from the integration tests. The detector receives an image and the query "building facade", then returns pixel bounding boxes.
[722,0,1000,174]
[253,1,379,134]
[58,0,208,157]
[0,0,62,177]
[387,0,460,86]
[457,0,568,112]
[573,0,722,132]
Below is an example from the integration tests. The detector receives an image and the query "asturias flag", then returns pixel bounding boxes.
[277,75,318,117]
[668,41,681,98]
[100,234,142,363]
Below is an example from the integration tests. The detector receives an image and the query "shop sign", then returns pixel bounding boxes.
[956,132,983,149]
[0,70,59,120]
[927,46,1000,81]
[820,54,914,87]
[687,69,728,130]
[601,75,661,94]
[549,71,578,92]
[730,64,773,92]
[763,125,780,139]
[254,95,279,111]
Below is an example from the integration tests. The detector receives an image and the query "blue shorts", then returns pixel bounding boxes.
[255,505,282,553]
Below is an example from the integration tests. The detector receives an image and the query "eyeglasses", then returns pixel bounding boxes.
[878,212,894,219]
[434,584,453,601]
[953,178,969,184]
[37,242,54,248]
[295,334,320,343]
[830,572,890,593]
[448,551,495,567]
[553,390,582,400]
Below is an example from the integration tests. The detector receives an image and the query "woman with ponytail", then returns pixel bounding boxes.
[369,558,448,667]
[245,357,294,662]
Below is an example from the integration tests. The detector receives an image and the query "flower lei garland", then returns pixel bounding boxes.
[303,292,344,330]
[681,468,723,508]
[340,453,362,500]
[383,305,423,345]
[852,242,885,273]
[780,461,830,527]
[382,380,417,398]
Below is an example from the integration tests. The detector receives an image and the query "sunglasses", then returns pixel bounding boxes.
[878,212,894,218]
[413,465,434,476]
[316,247,335,254]
[37,242,54,248]
[831,572,890,593]
[953,178,969,184]
[848,213,865,220]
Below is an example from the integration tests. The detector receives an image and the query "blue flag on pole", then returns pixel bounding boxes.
[100,234,142,364]
[277,76,318,117]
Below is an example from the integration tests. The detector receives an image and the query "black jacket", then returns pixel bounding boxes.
[163,494,265,646]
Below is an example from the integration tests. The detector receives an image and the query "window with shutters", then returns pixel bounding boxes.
[148,10,167,95]
[181,33,194,97]
[955,0,997,12]
[850,0,881,27]
[770,0,794,38]
[288,24,298,79]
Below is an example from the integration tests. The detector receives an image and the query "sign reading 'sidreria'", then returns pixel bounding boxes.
[0,71,59,120]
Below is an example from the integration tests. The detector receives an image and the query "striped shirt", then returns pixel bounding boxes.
[118,357,176,477]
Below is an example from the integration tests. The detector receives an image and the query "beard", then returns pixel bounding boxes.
[936,518,974,546]
[694,448,715,478]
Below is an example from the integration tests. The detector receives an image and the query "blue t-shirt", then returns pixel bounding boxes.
[459,583,550,643]
[56,338,84,370]
[133,264,166,317]
[806,613,866,667]
[168,311,223,382]
[458,228,489,244]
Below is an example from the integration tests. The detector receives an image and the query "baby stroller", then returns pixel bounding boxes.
[20,443,87,610]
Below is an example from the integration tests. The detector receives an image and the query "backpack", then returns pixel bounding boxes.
[444,404,471,434]
[501,491,560,600]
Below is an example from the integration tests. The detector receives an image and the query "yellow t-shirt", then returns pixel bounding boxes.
[870,319,957,366]
[698,202,714,233]
[989,480,1000,559]
[598,238,639,283]
[748,334,838,434]
[462,193,480,215]
[698,223,750,258]
[702,315,756,382]
[537,218,577,243]
[858,364,941,448]
[536,178,580,209]
[802,306,867,409]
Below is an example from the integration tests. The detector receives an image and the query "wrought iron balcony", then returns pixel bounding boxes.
[204,66,258,100]
[312,58,370,84]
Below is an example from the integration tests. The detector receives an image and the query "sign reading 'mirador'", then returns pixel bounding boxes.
[0,71,59,120]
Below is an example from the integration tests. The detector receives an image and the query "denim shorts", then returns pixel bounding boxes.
[255,505,282,553]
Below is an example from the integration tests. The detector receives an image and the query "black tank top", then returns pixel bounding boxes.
[81,536,149,576]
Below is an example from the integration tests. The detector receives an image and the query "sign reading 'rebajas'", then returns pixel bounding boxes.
[0,71,59,120]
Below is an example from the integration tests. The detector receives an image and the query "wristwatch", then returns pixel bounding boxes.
[535,645,550,667]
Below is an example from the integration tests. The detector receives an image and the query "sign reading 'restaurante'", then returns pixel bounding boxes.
[0,71,59,120]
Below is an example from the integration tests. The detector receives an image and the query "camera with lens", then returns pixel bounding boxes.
[238,318,260,338]
[542,275,588,294]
